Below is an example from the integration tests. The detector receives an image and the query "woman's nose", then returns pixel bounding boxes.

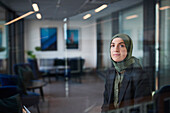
[114,45,119,51]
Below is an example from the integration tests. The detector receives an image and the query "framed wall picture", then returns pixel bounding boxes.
[66,29,80,49]
[40,27,57,51]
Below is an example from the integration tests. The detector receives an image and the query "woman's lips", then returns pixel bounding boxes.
[113,54,120,56]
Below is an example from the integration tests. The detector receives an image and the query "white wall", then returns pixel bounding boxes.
[24,20,97,68]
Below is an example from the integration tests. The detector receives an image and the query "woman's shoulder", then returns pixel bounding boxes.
[101,68,115,83]
[103,67,116,78]
[128,64,149,80]
[128,57,144,73]
[107,67,116,74]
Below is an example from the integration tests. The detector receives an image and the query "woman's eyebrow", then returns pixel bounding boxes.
[119,42,125,44]
[111,42,125,45]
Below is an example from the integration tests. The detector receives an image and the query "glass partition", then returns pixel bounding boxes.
[0,6,7,73]
[159,0,170,88]
[0,0,170,112]
[96,4,143,69]
[119,5,143,62]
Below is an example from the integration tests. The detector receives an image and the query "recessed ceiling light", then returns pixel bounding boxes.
[83,14,91,20]
[36,13,42,19]
[126,15,138,20]
[63,18,67,22]
[32,3,39,12]
[159,6,170,10]
[95,4,107,13]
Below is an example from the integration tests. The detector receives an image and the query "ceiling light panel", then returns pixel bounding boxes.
[4,11,35,25]
[159,6,170,10]
[95,4,107,13]
[83,14,91,19]
[32,3,39,12]
[36,13,42,19]
[126,15,138,20]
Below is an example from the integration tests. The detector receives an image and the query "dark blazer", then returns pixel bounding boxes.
[101,64,152,112]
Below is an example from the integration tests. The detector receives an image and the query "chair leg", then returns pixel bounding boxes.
[39,87,45,101]
[36,104,40,113]
[42,77,45,82]
[48,76,51,83]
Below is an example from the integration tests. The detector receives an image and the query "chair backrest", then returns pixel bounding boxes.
[13,63,36,80]
[154,85,170,113]
[14,63,30,75]
[54,58,65,66]
[68,57,85,74]
[0,73,27,95]
[40,58,55,67]
[0,86,22,113]
[0,86,19,98]
[53,57,85,74]
[27,59,41,79]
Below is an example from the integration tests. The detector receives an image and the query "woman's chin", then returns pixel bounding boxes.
[113,59,121,62]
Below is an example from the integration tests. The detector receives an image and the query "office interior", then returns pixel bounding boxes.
[0,0,170,113]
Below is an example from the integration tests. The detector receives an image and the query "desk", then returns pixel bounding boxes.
[26,80,47,101]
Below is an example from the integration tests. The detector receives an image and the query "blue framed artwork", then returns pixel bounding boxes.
[40,27,57,51]
[66,29,79,49]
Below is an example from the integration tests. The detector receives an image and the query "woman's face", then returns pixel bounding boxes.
[110,38,127,62]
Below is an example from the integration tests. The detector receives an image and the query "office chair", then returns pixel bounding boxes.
[14,63,47,101]
[0,74,40,113]
[27,58,51,83]
[0,86,22,113]
[154,85,170,113]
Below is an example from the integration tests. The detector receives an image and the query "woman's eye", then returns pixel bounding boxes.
[120,45,125,47]
[111,45,115,47]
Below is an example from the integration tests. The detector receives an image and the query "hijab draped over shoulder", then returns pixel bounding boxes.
[110,34,141,72]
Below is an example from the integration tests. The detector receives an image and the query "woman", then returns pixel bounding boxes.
[101,34,152,112]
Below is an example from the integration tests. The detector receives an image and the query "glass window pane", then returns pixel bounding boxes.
[119,5,143,61]
[0,6,7,73]
[159,0,170,87]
